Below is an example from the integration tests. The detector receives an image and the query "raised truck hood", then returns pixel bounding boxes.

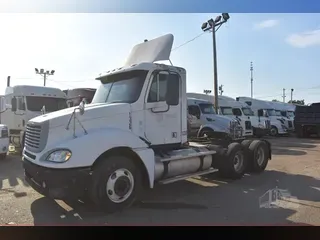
[29,103,131,129]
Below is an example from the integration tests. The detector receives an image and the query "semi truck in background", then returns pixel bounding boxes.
[23,34,272,213]
[64,88,96,107]
[0,78,68,151]
[187,97,243,139]
[267,101,294,132]
[187,93,270,138]
[236,97,288,136]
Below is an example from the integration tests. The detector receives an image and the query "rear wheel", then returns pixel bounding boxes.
[247,140,269,173]
[89,155,142,213]
[218,142,247,179]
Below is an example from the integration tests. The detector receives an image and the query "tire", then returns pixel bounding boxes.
[0,153,6,160]
[198,128,214,138]
[89,155,142,213]
[218,142,247,179]
[247,140,269,173]
[270,126,278,137]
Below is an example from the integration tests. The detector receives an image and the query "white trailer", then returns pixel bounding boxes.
[1,85,68,150]
[22,34,272,213]
[236,97,288,136]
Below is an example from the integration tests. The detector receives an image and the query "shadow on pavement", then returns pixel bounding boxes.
[0,155,29,195]
[30,170,319,225]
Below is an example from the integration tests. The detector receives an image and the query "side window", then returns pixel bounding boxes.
[147,72,179,104]
[232,108,242,116]
[148,73,168,102]
[188,105,200,117]
[17,97,25,110]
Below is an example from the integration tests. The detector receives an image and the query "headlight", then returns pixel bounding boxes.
[46,150,72,163]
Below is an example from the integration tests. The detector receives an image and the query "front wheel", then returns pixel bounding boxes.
[89,155,142,213]
[198,128,214,138]
[270,126,278,137]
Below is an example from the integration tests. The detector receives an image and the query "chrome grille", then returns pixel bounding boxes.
[25,124,42,149]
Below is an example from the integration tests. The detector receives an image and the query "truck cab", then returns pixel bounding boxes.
[1,85,68,149]
[237,97,288,136]
[187,98,242,139]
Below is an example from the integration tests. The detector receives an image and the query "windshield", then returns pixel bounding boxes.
[220,107,233,115]
[280,111,287,117]
[287,111,295,118]
[26,97,67,112]
[275,110,282,116]
[266,109,276,116]
[199,103,216,114]
[242,107,254,116]
[92,70,148,104]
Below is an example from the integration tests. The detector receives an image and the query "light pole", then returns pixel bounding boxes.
[35,68,55,86]
[291,88,294,103]
[204,89,212,95]
[201,13,230,113]
[250,62,253,98]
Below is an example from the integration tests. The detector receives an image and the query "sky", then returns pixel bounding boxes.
[0,13,320,104]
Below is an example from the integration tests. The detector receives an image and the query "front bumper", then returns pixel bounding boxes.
[23,159,92,200]
[253,127,270,136]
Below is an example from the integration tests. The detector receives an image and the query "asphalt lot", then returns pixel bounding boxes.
[0,136,319,225]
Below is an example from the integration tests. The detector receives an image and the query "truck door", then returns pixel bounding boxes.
[144,71,181,146]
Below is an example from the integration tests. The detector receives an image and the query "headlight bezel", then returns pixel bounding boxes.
[46,149,72,163]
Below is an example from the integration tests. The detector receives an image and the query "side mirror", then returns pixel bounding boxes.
[78,100,85,115]
[166,75,179,106]
[257,109,263,117]
[11,97,17,112]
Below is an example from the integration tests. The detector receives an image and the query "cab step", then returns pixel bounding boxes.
[158,168,218,185]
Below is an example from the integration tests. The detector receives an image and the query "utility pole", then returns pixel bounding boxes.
[35,68,55,86]
[290,88,294,103]
[219,85,224,95]
[282,88,286,103]
[201,13,230,113]
[250,62,253,98]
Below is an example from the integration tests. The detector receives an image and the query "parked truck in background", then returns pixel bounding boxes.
[294,102,320,138]
[187,97,243,139]
[236,97,288,137]
[0,84,68,151]
[22,34,272,213]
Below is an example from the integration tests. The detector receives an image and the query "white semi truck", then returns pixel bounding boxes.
[22,34,272,213]
[237,97,288,136]
[1,84,68,150]
[187,98,243,139]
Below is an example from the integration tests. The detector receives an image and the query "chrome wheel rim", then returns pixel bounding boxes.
[233,151,244,173]
[256,147,265,166]
[106,168,134,203]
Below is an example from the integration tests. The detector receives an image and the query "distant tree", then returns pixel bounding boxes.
[272,99,280,102]
[288,99,305,105]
